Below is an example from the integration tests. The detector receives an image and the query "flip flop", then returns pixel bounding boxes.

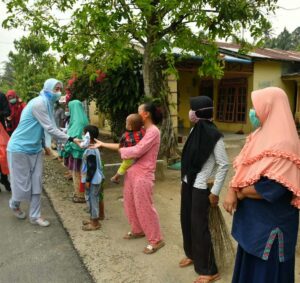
[194,274,221,283]
[123,231,145,239]
[143,241,165,254]
[179,257,193,267]
[82,223,101,231]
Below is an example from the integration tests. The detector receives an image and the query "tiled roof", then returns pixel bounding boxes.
[216,42,300,62]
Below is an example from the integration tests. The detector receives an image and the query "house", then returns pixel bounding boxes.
[89,43,300,137]
[168,42,300,137]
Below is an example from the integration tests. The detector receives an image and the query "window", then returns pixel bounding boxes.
[217,78,247,123]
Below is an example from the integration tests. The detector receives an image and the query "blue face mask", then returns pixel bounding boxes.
[52,91,62,102]
[249,109,261,129]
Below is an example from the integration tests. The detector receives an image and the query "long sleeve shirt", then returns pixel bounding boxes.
[8,96,69,154]
[232,177,299,262]
[183,138,229,195]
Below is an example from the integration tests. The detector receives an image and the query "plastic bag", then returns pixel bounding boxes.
[0,123,10,175]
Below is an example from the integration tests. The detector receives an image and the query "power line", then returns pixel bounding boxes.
[278,5,300,11]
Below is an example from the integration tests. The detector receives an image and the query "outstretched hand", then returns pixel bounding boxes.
[89,138,103,149]
[73,138,81,147]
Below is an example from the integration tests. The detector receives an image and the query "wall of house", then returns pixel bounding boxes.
[253,61,295,111]
[177,70,201,130]
[213,76,253,134]
[177,69,254,134]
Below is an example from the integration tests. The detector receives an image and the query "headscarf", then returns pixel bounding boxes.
[62,100,89,159]
[6,90,26,133]
[39,78,63,147]
[230,87,300,208]
[181,96,223,185]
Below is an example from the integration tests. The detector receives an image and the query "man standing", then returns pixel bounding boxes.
[0,91,11,191]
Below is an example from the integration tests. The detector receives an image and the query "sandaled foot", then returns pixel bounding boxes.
[82,219,91,225]
[72,196,86,203]
[82,223,101,231]
[123,231,145,239]
[194,274,221,283]
[179,257,193,267]
[143,241,165,254]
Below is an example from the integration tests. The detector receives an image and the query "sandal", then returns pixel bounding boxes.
[82,219,91,225]
[179,257,193,267]
[123,231,145,240]
[143,241,165,254]
[82,223,101,231]
[72,196,86,203]
[194,274,221,283]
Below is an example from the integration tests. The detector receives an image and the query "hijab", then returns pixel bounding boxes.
[63,100,89,159]
[6,90,26,133]
[181,96,223,185]
[39,78,63,147]
[230,87,300,208]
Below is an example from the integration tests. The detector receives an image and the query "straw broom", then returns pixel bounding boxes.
[207,181,235,272]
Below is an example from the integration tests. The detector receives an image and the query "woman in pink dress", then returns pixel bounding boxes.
[92,102,165,254]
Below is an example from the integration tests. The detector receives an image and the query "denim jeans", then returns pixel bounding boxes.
[85,184,100,219]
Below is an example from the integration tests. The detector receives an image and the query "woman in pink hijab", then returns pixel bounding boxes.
[223,87,299,283]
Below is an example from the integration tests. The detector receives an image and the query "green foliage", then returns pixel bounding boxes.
[70,52,144,140]
[0,34,61,101]
[264,27,300,51]
[1,0,279,156]
[2,0,277,81]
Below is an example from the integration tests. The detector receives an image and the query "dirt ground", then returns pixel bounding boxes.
[43,138,300,283]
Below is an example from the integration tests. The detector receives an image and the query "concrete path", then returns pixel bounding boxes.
[0,187,94,283]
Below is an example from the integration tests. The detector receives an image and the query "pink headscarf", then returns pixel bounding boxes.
[230,87,300,208]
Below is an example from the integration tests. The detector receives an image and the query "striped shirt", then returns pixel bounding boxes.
[183,138,229,195]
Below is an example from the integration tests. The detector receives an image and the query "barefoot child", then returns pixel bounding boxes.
[81,125,105,231]
[110,113,145,184]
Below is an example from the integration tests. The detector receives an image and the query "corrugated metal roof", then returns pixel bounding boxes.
[216,42,300,62]
[172,47,252,64]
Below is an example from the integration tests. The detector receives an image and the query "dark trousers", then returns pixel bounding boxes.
[180,181,218,275]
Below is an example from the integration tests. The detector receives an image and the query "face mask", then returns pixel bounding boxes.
[188,110,200,124]
[9,98,17,104]
[249,109,261,129]
[65,111,70,117]
[52,91,62,102]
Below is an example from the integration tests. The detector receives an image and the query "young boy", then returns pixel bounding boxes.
[110,113,145,184]
[81,125,105,231]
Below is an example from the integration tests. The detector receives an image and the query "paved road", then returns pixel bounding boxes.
[0,187,94,283]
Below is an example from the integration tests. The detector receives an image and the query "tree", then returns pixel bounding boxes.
[2,34,61,101]
[264,27,300,51]
[2,0,277,157]
[0,62,15,92]
[70,52,145,141]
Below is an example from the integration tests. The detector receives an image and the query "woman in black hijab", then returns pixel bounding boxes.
[180,96,229,283]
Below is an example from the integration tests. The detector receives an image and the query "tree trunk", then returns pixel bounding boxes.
[142,44,180,160]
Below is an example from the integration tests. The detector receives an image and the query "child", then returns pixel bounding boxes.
[81,125,105,231]
[110,113,145,184]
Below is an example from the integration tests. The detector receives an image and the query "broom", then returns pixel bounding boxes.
[207,181,235,272]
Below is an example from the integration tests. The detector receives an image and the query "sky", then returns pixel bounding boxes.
[0,0,300,74]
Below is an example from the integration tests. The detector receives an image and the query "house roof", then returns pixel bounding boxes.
[216,42,300,62]
[172,47,252,64]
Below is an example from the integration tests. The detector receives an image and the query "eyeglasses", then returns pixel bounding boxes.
[54,87,62,91]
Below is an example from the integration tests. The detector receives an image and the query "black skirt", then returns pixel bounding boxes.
[232,243,295,283]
